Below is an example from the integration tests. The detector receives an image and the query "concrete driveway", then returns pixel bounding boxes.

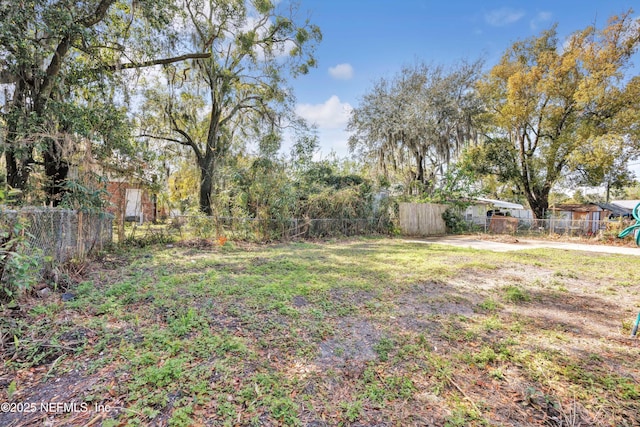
[406,235,640,256]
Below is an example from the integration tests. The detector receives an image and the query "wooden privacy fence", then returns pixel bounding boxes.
[399,202,447,236]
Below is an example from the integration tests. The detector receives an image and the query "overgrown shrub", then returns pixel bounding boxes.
[165,156,392,241]
[0,217,40,302]
[187,214,218,239]
[442,208,469,233]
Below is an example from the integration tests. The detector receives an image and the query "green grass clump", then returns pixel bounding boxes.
[502,285,531,303]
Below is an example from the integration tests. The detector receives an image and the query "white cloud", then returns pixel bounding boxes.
[295,95,353,129]
[328,63,354,80]
[316,128,351,158]
[530,11,552,30]
[484,8,525,27]
[296,96,353,158]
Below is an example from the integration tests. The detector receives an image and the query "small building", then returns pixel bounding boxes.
[549,203,605,235]
[60,139,164,225]
[609,200,640,217]
[106,179,160,224]
[595,202,632,219]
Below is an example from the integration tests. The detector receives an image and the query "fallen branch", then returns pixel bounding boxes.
[448,375,481,415]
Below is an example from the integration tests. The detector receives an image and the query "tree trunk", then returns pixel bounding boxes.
[414,151,424,184]
[4,92,32,193]
[529,202,546,220]
[526,191,549,220]
[43,139,69,206]
[198,159,214,216]
[5,148,30,191]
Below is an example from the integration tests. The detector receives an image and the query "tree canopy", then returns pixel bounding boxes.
[468,12,640,218]
[3,2,640,223]
[138,0,321,214]
[347,60,484,196]
[0,0,208,205]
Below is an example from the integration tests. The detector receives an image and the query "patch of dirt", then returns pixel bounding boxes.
[79,253,137,288]
[0,370,116,427]
[395,281,476,316]
[478,234,522,244]
[315,317,383,369]
[328,287,377,307]
[208,307,244,333]
[292,295,309,308]
[504,289,639,358]
[391,281,476,335]
[175,238,219,249]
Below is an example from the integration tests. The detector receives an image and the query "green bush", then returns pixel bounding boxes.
[0,219,40,302]
[442,208,468,233]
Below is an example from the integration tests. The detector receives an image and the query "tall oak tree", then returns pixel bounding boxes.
[470,12,640,218]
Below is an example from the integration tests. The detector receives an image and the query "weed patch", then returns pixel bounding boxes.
[502,284,531,303]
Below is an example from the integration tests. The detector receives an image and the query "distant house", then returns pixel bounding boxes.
[609,200,640,217]
[549,203,606,235]
[105,178,160,224]
[595,202,633,219]
[59,139,164,225]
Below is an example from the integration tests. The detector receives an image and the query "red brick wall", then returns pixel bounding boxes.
[105,181,156,223]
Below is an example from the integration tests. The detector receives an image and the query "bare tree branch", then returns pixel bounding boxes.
[103,53,211,72]
[80,0,117,27]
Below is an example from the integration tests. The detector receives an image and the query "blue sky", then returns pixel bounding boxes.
[288,0,639,159]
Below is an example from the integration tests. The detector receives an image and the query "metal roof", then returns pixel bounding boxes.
[595,202,632,216]
[475,197,525,209]
[551,203,602,212]
[611,200,640,211]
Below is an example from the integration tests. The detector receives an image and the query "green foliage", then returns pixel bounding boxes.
[295,160,379,221]
[142,357,185,388]
[138,0,321,215]
[341,400,363,423]
[168,403,194,427]
[60,177,109,211]
[121,224,176,247]
[473,346,498,365]
[430,161,480,205]
[0,195,41,301]
[476,13,640,217]
[502,285,531,304]
[570,134,636,191]
[0,0,168,204]
[300,162,366,190]
[7,380,17,398]
[477,298,500,312]
[348,59,485,196]
[187,214,219,239]
[1,246,41,301]
[442,208,469,233]
[177,154,391,241]
[374,337,395,362]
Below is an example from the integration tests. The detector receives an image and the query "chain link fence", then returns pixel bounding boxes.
[467,216,633,239]
[1,207,113,269]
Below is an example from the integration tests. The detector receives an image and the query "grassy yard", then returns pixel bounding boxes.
[1,237,639,426]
